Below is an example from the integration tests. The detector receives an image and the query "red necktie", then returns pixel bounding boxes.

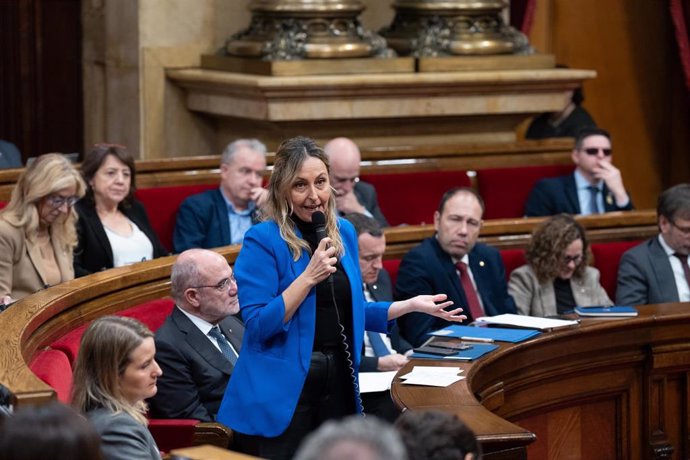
[455,262,484,321]
[673,253,690,290]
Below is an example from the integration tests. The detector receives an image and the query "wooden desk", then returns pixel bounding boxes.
[392,304,690,459]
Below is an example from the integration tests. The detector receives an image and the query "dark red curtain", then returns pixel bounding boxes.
[670,0,690,94]
[510,0,538,34]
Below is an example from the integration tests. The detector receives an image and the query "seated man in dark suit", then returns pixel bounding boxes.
[173,139,267,253]
[396,187,516,347]
[324,137,388,227]
[525,128,633,217]
[617,184,690,306]
[344,213,411,422]
[148,248,244,422]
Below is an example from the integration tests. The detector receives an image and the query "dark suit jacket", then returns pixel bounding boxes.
[173,189,259,253]
[148,307,244,422]
[74,199,168,277]
[616,237,679,306]
[395,237,516,347]
[360,269,412,372]
[524,173,634,217]
[353,181,388,227]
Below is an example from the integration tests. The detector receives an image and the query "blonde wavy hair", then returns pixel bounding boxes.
[263,136,344,261]
[71,316,154,425]
[1,153,85,250]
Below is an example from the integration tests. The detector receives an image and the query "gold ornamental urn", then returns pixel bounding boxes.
[380,0,532,57]
[226,0,392,60]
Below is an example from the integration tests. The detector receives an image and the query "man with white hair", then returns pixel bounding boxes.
[173,139,267,252]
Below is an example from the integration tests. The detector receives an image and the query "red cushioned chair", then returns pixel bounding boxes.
[476,165,575,219]
[499,249,527,281]
[135,184,217,252]
[383,259,402,290]
[590,240,642,301]
[29,349,73,403]
[360,170,470,226]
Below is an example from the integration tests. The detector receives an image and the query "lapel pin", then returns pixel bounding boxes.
[606,194,613,205]
[479,261,485,267]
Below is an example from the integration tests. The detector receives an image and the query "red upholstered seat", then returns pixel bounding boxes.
[117,298,175,332]
[135,184,217,252]
[591,240,642,300]
[383,259,401,290]
[360,170,470,226]
[148,418,199,453]
[476,165,574,219]
[500,249,527,281]
[29,349,73,403]
[50,324,88,365]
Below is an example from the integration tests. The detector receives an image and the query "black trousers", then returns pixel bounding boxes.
[234,348,357,460]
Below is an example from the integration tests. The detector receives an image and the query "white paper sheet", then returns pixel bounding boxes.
[476,313,579,330]
[358,371,397,393]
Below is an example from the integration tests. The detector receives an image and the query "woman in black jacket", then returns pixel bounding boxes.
[74,143,167,277]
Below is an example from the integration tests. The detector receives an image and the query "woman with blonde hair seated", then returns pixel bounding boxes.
[72,316,162,460]
[0,153,85,307]
[509,214,612,317]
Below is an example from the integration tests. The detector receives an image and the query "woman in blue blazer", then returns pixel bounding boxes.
[217,137,463,460]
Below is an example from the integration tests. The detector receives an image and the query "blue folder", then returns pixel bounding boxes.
[411,343,499,361]
[428,324,541,343]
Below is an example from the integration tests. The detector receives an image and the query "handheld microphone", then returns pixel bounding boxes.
[311,211,334,283]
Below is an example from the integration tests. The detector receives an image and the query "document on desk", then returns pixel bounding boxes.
[399,366,465,387]
[359,371,398,393]
[476,313,579,330]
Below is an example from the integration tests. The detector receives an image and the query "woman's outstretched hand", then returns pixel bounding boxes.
[389,294,466,322]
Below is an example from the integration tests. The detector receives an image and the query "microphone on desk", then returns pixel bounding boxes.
[312,211,334,284]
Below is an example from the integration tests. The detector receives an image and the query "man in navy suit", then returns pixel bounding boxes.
[148,249,244,422]
[344,213,411,421]
[173,139,267,253]
[525,128,633,217]
[617,184,690,306]
[396,188,516,347]
[324,137,388,227]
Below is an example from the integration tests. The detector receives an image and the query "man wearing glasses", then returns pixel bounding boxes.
[324,137,389,227]
[525,128,633,216]
[149,249,244,422]
[617,184,690,306]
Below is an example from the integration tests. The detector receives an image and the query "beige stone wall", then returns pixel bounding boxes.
[82,1,400,159]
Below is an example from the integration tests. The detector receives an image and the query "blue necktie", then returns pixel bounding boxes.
[209,326,238,365]
[588,186,601,214]
[367,331,391,357]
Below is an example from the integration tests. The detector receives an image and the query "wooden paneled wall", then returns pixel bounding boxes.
[528,0,690,209]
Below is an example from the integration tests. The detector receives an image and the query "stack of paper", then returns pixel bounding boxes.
[359,371,398,393]
[476,313,579,330]
[399,366,465,387]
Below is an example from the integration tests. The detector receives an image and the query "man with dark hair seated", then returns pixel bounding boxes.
[395,410,482,460]
[148,248,244,421]
[343,212,411,421]
[396,187,516,347]
[525,128,633,217]
[617,183,690,306]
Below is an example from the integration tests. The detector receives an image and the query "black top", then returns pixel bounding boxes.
[553,277,576,313]
[292,216,353,351]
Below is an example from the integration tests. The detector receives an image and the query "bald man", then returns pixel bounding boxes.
[148,249,244,422]
[324,137,388,227]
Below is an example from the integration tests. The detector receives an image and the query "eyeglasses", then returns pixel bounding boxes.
[332,175,360,185]
[190,274,236,292]
[562,253,584,265]
[669,219,690,236]
[581,147,612,156]
[45,195,79,209]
